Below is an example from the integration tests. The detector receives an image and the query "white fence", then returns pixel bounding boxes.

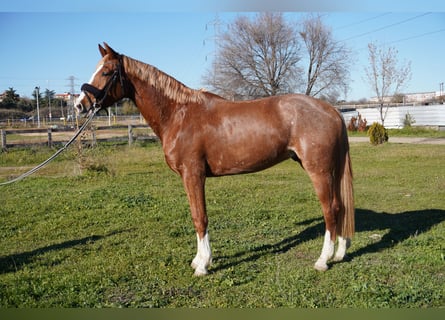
[340,104,445,129]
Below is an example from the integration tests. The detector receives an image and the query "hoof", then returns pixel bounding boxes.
[332,256,345,262]
[333,253,349,262]
[191,260,209,276]
[193,267,208,276]
[332,254,344,262]
[314,261,329,272]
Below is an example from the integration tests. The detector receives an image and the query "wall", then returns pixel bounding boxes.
[341,104,445,129]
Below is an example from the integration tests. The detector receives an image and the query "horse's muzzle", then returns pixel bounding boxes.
[74,102,86,115]
[74,96,93,117]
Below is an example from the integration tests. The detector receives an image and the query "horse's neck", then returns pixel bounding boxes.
[122,56,210,140]
[123,56,179,139]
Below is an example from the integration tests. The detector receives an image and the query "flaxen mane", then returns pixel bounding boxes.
[123,56,204,104]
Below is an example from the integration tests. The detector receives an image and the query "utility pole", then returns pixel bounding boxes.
[204,14,223,94]
[67,76,77,95]
[204,13,222,61]
[60,99,65,122]
[47,90,52,124]
[66,76,78,123]
[440,82,444,103]
[35,86,41,128]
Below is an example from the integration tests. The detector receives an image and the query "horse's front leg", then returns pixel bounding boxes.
[181,168,212,276]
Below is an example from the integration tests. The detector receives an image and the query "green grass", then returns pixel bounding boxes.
[387,127,445,137]
[0,142,444,307]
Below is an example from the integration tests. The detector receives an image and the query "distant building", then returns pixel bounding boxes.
[54,92,79,102]
[370,91,442,104]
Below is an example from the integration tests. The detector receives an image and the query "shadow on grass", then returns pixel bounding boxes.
[0,229,133,274]
[211,216,325,274]
[348,208,445,260]
[212,208,445,273]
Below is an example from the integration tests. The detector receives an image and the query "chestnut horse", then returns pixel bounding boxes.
[76,43,354,275]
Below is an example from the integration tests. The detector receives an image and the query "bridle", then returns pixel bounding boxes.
[80,55,126,115]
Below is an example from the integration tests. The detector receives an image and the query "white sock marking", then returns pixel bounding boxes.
[334,236,350,262]
[191,232,212,276]
[314,230,334,271]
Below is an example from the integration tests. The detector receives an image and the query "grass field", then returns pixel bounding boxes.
[0,141,444,307]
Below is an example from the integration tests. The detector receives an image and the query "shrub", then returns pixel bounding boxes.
[357,113,368,132]
[368,122,388,145]
[403,112,416,127]
[347,113,367,132]
[347,116,357,131]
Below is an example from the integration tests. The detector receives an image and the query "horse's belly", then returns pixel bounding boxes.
[203,104,295,176]
[205,139,290,176]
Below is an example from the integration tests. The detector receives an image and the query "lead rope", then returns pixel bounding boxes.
[0,108,99,186]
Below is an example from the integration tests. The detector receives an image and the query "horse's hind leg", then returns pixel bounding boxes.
[309,172,340,271]
[333,236,350,262]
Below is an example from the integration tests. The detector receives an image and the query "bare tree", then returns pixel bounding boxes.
[203,13,302,100]
[364,42,412,126]
[299,14,352,102]
[203,13,352,103]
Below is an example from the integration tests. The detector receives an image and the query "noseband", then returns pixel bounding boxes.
[80,56,126,113]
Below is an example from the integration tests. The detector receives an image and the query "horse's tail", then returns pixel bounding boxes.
[336,140,355,239]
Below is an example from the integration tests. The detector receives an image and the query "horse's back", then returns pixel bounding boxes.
[277,94,344,129]
[210,93,343,127]
[222,93,345,147]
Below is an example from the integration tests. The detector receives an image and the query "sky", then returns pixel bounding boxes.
[0,1,444,102]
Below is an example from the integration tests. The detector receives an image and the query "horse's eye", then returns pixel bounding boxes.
[102,71,113,76]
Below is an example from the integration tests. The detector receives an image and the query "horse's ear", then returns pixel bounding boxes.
[103,42,119,58]
[98,44,107,57]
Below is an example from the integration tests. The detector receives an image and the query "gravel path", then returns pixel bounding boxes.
[349,137,445,145]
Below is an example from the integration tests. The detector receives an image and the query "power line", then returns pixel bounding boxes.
[334,13,392,31]
[341,13,432,42]
[353,27,445,52]
[386,28,445,45]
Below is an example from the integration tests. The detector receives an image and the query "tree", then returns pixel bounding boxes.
[203,13,302,100]
[299,14,351,102]
[364,42,411,126]
[44,89,55,101]
[44,89,56,119]
[204,13,352,102]
[121,98,139,115]
[32,89,43,103]
[1,87,20,109]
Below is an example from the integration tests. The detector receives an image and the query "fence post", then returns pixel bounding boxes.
[91,126,97,147]
[1,130,6,151]
[128,124,133,146]
[47,128,53,148]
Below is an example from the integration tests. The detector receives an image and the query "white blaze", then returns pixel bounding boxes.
[75,63,104,108]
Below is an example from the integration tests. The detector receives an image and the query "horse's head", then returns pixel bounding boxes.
[75,42,127,116]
